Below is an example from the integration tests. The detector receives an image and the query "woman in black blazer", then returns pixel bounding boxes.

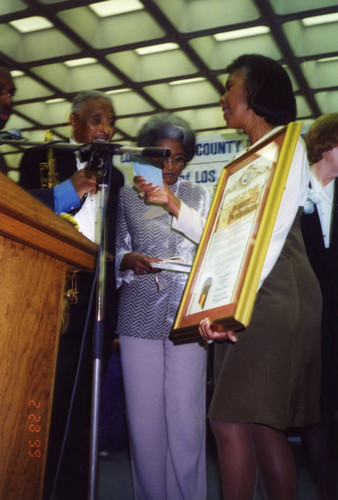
[301,112,338,500]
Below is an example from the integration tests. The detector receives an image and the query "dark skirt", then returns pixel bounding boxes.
[208,210,322,431]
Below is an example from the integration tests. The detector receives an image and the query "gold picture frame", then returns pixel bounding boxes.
[170,122,302,344]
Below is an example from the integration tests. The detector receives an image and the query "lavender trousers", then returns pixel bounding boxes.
[119,335,207,500]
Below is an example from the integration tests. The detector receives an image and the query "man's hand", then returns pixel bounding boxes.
[70,168,98,198]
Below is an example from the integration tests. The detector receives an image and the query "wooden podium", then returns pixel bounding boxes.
[0,174,97,500]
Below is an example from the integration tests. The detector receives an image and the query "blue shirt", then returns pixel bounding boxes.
[53,179,81,215]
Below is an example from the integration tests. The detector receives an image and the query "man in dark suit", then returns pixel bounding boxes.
[300,113,338,500]
[19,90,124,500]
[19,90,121,219]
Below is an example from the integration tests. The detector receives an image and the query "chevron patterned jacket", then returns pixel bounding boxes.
[115,178,210,339]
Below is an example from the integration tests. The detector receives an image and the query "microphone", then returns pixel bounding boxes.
[77,143,170,158]
[0,128,25,140]
[115,146,171,158]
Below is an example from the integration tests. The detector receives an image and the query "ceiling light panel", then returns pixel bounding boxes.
[294,95,312,118]
[317,56,338,63]
[111,91,155,116]
[216,67,299,92]
[314,90,338,114]
[5,163,21,182]
[106,89,132,95]
[5,112,40,131]
[217,73,228,87]
[37,0,70,3]
[9,16,53,33]
[45,98,66,104]
[108,131,124,141]
[13,101,72,126]
[10,70,24,77]
[143,80,220,109]
[302,13,338,26]
[189,33,281,70]
[169,77,206,85]
[0,0,26,16]
[0,23,80,63]
[283,19,338,56]
[300,59,338,89]
[25,130,60,143]
[89,0,144,17]
[31,63,122,93]
[0,144,23,156]
[106,49,198,82]
[174,107,226,131]
[115,116,153,138]
[214,26,270,41]
[57,5,164,49]
[152,0,260,32]
[136,43,179,55]
[0,0,337,154]
[12,76,53,101]
[282,67,300,92]
[270,0,338,15]
[48,126,71,140]
[64,58,98,67]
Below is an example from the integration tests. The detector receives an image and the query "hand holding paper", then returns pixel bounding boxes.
[151,257,192,273]
[132,157,163,187]
[120,252,161,275]
[134,176,182,219]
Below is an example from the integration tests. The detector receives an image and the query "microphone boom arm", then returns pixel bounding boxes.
[0,138,170,158]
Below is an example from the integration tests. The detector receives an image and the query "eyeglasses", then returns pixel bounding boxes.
[162,156,185,167]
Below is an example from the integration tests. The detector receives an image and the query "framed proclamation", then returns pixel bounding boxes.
[170,122,302,344]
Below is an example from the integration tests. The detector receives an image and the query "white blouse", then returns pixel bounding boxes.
[243,127,310,289]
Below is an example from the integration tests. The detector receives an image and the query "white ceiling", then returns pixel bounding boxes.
[1,0,338,172]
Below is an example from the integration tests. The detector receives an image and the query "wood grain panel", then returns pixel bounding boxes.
[0,177,97,499]
[0,237,66,499]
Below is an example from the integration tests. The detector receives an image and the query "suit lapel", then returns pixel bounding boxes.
[54,139,77,182]
[303,207,325,250]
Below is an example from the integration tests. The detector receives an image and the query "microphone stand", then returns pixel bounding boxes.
[88,150,111,500]
[86,146,170,500]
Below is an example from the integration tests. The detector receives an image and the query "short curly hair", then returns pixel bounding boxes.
[71,90,114,116]
[305,113,338,165]
[137,113,196,163]
[225,54,296,126]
